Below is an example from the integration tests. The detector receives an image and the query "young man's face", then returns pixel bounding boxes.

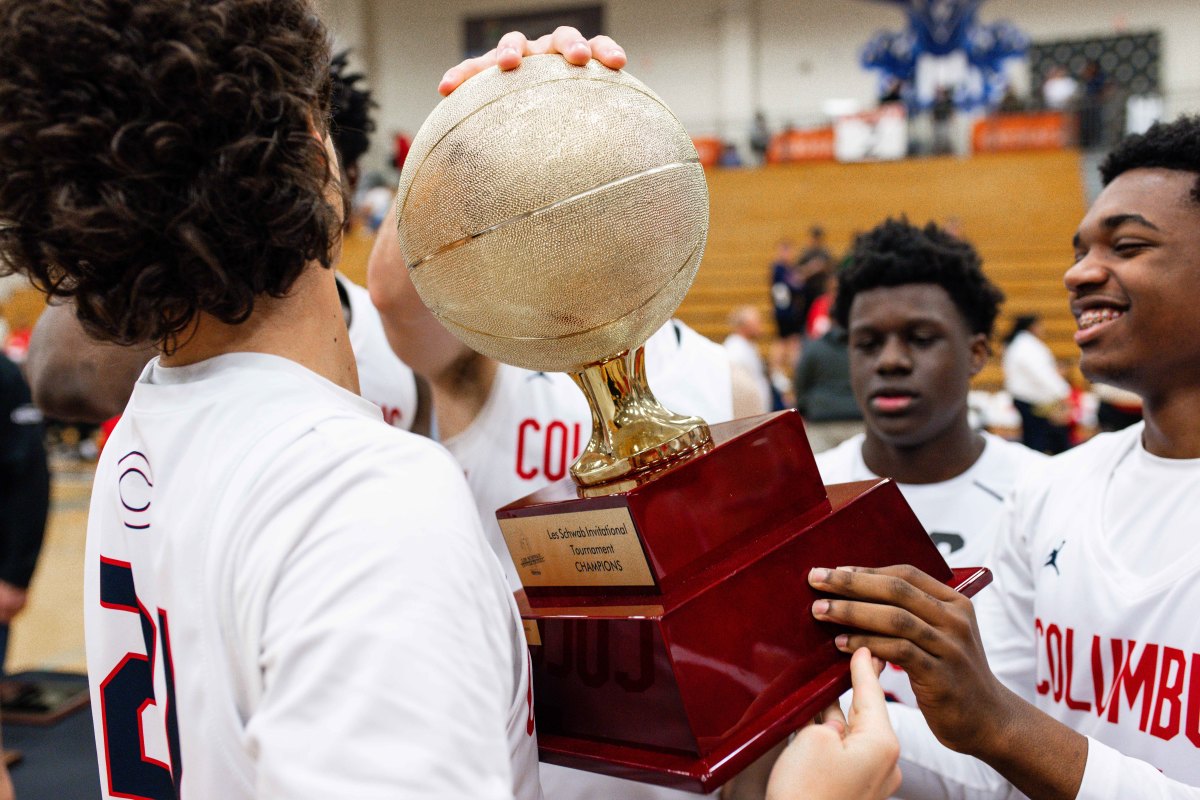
[1067,168,1200,395]
[847,283,987,449]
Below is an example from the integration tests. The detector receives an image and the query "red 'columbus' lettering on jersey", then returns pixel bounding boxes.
[1035,618,1200,746]
[514,418,585,481]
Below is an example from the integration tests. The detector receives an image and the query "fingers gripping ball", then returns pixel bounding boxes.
[395,55,709,373]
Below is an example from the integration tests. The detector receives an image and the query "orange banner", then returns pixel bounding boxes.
[767,127,835,163]
[972,112,1073,153]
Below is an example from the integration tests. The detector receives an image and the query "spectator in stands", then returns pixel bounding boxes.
[750,110,770,165]
[878,77,904,106]
[797,251,833,333]
[356,173,395,234]
[794,316,862,453]
[805,275,836,340]
[1041,65,1077,111]
[1093,382,1143,432]
[997,85,1025,114]
[723,306,770,411]
[718,142,744,167]
[0,352,49,674]
[1002,313,1071,453]
[770,239,804,339]
[767,339,796,411]
[1078,60,1109,149]
[799,224,832,264]
[931,85,956,155]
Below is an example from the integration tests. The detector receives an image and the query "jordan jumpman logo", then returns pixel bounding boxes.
[1044,539,1066,575]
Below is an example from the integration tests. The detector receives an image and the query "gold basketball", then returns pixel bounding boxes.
[395,55,709,373]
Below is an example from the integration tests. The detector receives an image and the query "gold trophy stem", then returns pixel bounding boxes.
[569,345,713,494]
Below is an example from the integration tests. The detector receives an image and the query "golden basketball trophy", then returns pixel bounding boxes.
[395,56,989,792]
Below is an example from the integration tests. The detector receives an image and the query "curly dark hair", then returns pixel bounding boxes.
[0,0,337,346]
[1100,114,1200,204]
[833,217,1005,337]
[329,50,376,172]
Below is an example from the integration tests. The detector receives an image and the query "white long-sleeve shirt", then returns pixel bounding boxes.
[1002,331,1070,407]
[891,423,1200,800]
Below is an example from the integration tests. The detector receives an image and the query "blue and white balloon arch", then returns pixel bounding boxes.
[860,0,1029,112]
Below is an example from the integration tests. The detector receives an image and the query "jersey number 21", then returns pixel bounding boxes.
[98,557,182,800]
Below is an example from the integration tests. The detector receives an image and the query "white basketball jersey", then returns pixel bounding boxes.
[339,274,419,430]
[888,425,1200,799]
[981,423,1200,795]
[84,353,539,800]
[444,319,731,800]
[816,432,1045,706]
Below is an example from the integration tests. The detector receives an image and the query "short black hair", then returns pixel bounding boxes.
[833,217,1004,337]
[329,49,376,170]
[1100,115,1200,204]
[1004,313,1039,345]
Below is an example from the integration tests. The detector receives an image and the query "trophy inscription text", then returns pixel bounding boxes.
[499,507,654,588]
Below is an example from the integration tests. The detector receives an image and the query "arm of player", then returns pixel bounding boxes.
[1073,738,1200,799]
[438,27,627,96]
[25,302,155,423]
[881,500,1041,800]
[239,442,517,798]
[765,647,902,800]
[808,564,1088,799]
[366,196,498,438]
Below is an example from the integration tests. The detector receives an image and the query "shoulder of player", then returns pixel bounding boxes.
[980,433,1047,471]
[234,420,485,559]
[1010,424,1143,501]
[296,416,463,483]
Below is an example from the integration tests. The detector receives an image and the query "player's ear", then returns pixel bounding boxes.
[968,333,989,377]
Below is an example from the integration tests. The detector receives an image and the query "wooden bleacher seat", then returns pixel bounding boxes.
[675,150,1087,391]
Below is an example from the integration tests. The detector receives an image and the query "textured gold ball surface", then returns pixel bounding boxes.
[395,55,709,373]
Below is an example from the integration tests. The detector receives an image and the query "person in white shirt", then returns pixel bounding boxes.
[1002,313,1072,453]
[723,217,1044,800]
[1041,66,1079,112]
[807,115,1200,798]
[0,3,636,797]
[814,218,1045,702]
[724,305,772,410]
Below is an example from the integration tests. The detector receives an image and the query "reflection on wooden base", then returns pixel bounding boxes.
[499,411,991,793]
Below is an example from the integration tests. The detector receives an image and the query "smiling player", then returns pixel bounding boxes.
[809,117,1200,798]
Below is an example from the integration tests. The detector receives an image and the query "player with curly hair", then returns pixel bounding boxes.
[23,47,429,434]
[810,117,1200,798]
[0,1,627,797]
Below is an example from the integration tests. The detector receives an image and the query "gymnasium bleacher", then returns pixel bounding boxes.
[3,149,1087,397]
[677,149,1088,390]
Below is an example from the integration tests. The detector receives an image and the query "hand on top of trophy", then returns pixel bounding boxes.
[438,26,627,96]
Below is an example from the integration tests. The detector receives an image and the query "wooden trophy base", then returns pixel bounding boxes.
[498,411,990,793]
